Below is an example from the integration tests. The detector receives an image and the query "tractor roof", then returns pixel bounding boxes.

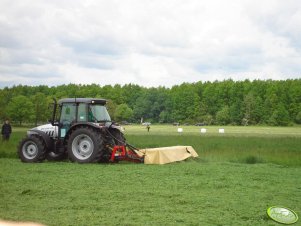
[58,98,107,105]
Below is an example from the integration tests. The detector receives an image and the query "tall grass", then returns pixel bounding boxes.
[1,126,301,166]
[0,128,26,158]
[126,134,301,167]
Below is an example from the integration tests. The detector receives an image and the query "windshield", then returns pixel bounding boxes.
[88,105,111,122]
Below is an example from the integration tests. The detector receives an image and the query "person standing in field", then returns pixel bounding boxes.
[2,119,12,141]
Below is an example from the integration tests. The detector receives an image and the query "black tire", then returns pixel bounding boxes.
[99,129,126,163]
[112,129,126,146]
[67,127,104,163]
[18,136,47,163]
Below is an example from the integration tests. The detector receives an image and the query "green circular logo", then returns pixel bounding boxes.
[267,206,298,224]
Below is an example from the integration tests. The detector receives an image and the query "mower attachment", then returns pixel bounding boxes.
[110,145,198,164]
[110,145,144,163]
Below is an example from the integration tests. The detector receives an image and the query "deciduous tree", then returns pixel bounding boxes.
[6,95,34,125]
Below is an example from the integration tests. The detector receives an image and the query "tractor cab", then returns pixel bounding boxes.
[53,98,111,138]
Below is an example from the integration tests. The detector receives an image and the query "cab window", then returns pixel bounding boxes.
[77,103,87,122]
[60,103,76,124]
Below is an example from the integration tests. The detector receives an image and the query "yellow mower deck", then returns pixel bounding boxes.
[137,146,198,164]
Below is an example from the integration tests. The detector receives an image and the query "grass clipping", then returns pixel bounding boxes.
[139,146,198,164]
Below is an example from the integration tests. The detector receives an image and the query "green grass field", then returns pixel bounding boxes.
[0,125,301,225]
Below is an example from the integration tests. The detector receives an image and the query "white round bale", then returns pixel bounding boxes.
[200,128,207,133]
[177,128,183,133]
[218,128,225,133]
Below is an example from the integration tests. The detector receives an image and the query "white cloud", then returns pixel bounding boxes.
[0,0,301,88]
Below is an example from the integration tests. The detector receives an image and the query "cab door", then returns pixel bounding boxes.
[59,103,76,138]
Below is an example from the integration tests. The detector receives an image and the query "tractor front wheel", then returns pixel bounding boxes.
[67,127,104,163]
[18,136,47,163]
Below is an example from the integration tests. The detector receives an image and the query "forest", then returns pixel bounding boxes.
[0,79,300,126]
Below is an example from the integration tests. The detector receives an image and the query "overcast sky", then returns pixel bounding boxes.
[0,0,300,88]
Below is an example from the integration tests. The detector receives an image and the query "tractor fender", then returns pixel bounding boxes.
[109,123,124,134]
[28,129,54,150]
[64,122,104,142]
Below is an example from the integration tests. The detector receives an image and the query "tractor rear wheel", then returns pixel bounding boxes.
[112,129,126,146]
[67,127,104,163]
[100,129,126,162]
[18,136,47,163]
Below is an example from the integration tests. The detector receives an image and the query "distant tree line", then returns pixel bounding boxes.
[0,79,301,126]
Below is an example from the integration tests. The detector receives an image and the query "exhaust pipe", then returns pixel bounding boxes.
[51,98,57,126]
